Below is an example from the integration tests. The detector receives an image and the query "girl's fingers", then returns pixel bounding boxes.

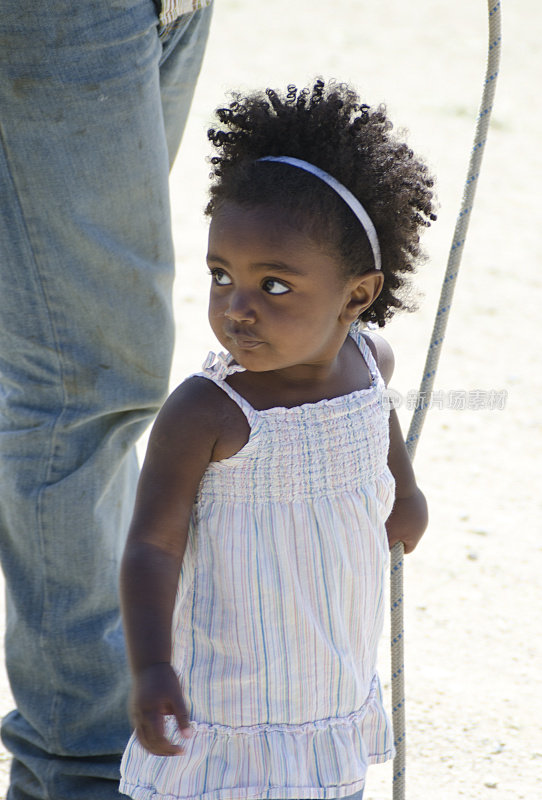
[136,697,191,755]
[138,712,183,756]
[171,694,193,740]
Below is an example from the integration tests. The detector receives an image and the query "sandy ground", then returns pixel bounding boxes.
[1,1,541,797]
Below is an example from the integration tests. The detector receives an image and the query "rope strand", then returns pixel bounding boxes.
[390,4,502,797]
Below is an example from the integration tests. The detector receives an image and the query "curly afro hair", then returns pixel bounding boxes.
[206,79,436,327]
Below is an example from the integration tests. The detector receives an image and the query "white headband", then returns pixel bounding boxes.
[258,156,381,271]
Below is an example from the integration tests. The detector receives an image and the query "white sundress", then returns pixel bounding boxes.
[120,327,396,800]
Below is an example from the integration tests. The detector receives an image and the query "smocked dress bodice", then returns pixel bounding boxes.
[121,327,396,800]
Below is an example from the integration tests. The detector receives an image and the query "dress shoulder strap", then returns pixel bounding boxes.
[348,325,381,385]
[195,350,257,425]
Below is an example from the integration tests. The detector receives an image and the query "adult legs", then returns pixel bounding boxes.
[0,1,212,797]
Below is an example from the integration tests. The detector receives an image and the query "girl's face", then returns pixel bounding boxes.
[207,202,379,378]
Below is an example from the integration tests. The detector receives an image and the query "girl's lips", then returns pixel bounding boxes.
[224,328,263,349]
[231,337,263,349]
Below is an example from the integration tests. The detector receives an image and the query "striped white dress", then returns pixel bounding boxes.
[120,328,395,800]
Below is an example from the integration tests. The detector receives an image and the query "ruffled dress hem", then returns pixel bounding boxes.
[120,676,394,800]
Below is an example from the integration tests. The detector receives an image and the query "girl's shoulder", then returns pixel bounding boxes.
[164,375,230,424]
[360,330,395,386]
[164,376,250,462]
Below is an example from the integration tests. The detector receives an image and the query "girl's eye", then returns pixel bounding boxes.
[210,268,232,286]
[262,278,290,295]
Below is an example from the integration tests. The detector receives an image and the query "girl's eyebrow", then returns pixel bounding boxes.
[206,253,307,277]
[252,261,306,277]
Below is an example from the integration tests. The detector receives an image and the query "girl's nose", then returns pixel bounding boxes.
[224,291,257,323]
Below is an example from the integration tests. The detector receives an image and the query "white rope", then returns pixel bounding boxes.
[390,3,502,797]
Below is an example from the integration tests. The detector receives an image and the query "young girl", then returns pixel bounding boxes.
[120,79,433,800]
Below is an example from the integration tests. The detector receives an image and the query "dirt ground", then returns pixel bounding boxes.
[1,1,540,797]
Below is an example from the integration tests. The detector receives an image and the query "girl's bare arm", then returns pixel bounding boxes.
[385,408,428,553]
[365,332,428,553]
[120,377,226,755]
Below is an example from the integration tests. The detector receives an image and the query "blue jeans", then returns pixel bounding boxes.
[0,1,212,797]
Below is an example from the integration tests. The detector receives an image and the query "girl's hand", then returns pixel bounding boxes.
[131,663,192,756]
[386,486,428,554]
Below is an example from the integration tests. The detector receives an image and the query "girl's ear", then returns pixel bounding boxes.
[341,270,384,323]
